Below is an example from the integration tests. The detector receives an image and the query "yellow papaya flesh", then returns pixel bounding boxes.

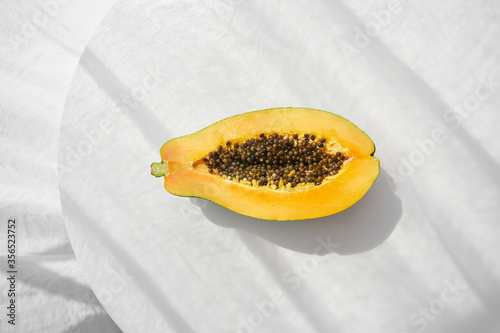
[151,107,380,220]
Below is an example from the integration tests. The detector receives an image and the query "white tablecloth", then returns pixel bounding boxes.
[2,0,500,332]
[1,1,121,332]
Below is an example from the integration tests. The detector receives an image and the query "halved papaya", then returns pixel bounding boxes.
[151,107,379,220]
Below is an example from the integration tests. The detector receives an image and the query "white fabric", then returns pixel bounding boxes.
[3,0,500,332]
[0,1,121,332]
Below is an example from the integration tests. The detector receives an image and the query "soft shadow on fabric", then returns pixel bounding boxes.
[192,169,402,255]
[59,189,197,333]
[64,313,123,333]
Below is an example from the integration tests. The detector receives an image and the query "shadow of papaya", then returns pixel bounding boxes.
[192,169,402,255]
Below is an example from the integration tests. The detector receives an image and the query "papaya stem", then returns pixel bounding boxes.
[151,161,169,177]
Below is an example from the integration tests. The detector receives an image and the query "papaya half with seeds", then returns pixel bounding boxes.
[151,107,379,221]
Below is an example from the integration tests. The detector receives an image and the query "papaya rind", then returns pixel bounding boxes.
[161,107,375,163]
[164,155,379,221]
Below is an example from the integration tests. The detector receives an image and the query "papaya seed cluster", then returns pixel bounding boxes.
[202,133,346,189]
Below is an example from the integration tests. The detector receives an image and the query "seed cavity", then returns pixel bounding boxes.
[202,133,348,189]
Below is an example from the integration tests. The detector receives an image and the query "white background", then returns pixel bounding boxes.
[1,0,120,332]
[2,0,500,332]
